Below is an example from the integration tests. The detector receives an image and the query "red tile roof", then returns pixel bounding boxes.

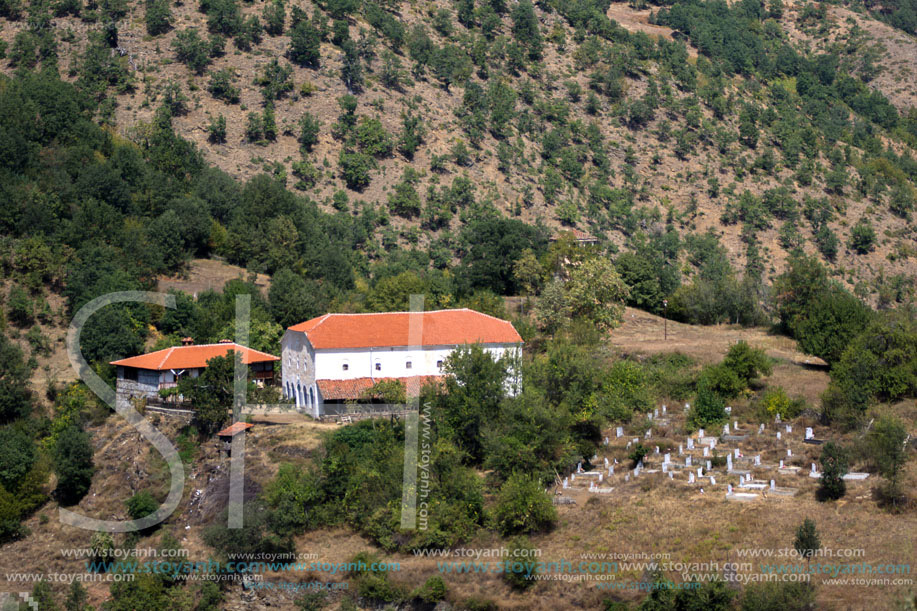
[316,376,445,401]
[288,309,522,349]
[216,422,254,437]
[110,343,279,370]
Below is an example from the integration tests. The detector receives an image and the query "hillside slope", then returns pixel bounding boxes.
[2,0,916,298]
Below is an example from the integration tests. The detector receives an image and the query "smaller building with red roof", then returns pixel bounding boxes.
[110,340,279,411]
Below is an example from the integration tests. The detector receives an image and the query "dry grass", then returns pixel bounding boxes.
[157,258,271,298]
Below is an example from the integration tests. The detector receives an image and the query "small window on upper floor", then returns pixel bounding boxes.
[406,361,412,369]
[436,360,443,369]
[375,362,382,371]
[342,363,349,371]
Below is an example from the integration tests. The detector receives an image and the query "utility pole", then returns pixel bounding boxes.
[663,299,668,341]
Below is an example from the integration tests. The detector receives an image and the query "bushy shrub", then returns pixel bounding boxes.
[697,364,745,400]
[722,341,772,386]
[687,385,727,430]
[493,473,557,536]
[502,536,539,590]
[53,424,94,505]
[759,387,805,420]
[818,442,848,501]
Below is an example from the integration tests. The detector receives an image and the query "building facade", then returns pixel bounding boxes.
[110,340,279,411]
[280,309,523,418]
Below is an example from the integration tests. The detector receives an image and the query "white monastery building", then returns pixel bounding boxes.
[281,308,523,418]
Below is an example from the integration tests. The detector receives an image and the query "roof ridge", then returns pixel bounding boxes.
[158,346,175,370]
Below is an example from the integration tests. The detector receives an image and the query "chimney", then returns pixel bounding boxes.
[181,337,194,346]
[218,339,233,344]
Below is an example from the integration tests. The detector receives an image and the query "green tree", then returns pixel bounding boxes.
[866,415,909,502]
[338,150,375,190]
[126,490,159,521]
[179,352,238,436]
[65,581,89,611]
[208,114,227,144]
[848,219,876,254]
[7,285,33,326]
[297,112,320,153]
[54,424,94,505]
[256,59,293,101]
[793,518,820,565]
[818,441,848,501]
[398,110,425,159]
[565,257,629,331]
[826,312,917,421]
[262,0,284,36]
[171,28,210,74]
[722,341,772,386]
[0,426,35,490]
[792,286,872,365]
[387,175,421,218]
[493,473,557,536]
[687,384,727,430]
[145,0,172,35]
[269,268,324,328]
[511,0,542,59]
[340,39,363,92]
[207,68,240,103]
[433,345,509,464]
[535,278,569,336]
[288,19,320,67]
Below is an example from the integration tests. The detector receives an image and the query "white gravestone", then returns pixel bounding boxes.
[787,449,792,457]
[687,438,695,450]
[662,405,667,415]
[686,456,692,466]
[703,447,709,457]
[805,427,814,440]
[786,425,792,433]
[689,472,696,483]
[706,460,712,471]
[734,448,740,458]
[710,476,716,485]
[679,444,684,455]
[664,453,671,464]
[776,432,782,441]
[727,454,733,472]
[770,480,775,490]
[616,427,623,438]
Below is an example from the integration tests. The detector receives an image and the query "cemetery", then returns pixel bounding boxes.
[553,404,870,505]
